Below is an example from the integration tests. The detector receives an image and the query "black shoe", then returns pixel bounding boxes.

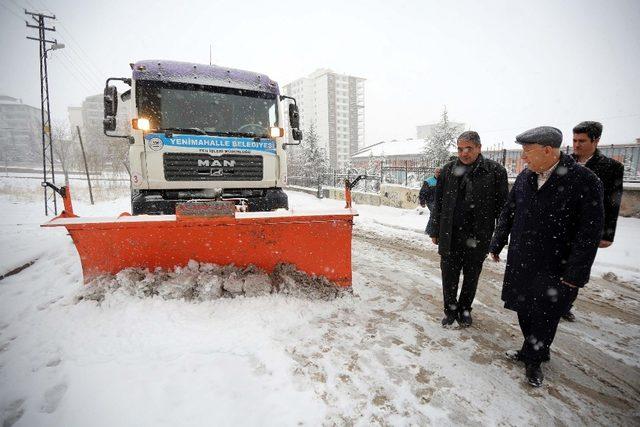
[507,350,550,363]
[525,363,544,387]
[441,313,457,327]
[562,310,576,322]
[458,310,472,327]
[505,349,524,362]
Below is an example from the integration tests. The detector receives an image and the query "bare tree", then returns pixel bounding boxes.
[52,121,78,185]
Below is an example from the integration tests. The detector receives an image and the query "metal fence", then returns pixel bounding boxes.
[289,143,640,192]
[483,144,640,181]
[288,171,382,193]
[288,164,439,192]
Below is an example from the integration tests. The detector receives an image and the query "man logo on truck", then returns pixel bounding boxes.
[197,159,236,168]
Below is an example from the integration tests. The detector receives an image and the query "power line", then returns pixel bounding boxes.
[26,0,105,82]
[22,0,50,14]
[58,34,103,82]
[52,51,96,95]
[19,0,104,84]
[57,49,100,92]
[0,1,23,20]
[55,25,104,80]
[16,0,104,96]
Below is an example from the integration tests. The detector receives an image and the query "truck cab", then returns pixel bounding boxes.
[103,60,302,214]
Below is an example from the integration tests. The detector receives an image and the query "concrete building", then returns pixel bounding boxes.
[0,95,42,164]
[283,69,365,170]
[67,106,83,135]
[351,138,428,169]
[70,93,129,144]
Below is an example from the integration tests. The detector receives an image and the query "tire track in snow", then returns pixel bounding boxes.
[0,259,38,282]
[346,227,640,425]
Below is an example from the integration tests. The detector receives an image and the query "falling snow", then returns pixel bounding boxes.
[0,176,639,425]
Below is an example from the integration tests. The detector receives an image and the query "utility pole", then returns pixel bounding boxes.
[76,126,94,205]
[25,9,64,216]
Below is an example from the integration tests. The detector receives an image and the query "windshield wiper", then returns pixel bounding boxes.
[161,127,207,135]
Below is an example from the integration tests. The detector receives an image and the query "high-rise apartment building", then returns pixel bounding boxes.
[0,95,42,164]
[79,93,129,143]
[68,106,83,135]
[69,93,130,145]
[283,69,365,170]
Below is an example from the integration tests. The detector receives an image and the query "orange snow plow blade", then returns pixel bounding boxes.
[41,182,360,287]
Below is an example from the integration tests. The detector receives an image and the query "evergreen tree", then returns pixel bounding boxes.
[285,145,303,177]
[302,124,329,183]
[422,107,462,166]
[366,152,379,177]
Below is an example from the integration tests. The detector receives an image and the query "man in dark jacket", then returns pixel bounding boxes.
[489,126,604,387]
[562,121,624,321]
[429,131,508,327]
[419,167,441,235]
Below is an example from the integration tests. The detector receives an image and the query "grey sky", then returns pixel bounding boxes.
[1,0,639,148]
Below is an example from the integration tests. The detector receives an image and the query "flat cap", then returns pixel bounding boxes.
[515,126,562,148]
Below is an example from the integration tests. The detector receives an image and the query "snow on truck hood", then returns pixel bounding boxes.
[132,60,280,95]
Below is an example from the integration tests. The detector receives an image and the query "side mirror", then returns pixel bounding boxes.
[288,104,302,141]
[103,85,118,132]
[288,103,300,129]
[103,116,116,132]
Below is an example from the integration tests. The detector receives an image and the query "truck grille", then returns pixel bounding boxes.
[163,153,263,181]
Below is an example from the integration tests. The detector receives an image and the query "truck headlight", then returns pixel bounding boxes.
[270,127,284,138]
[132,118,150,131]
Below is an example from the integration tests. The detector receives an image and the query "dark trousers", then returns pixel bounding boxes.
[564,291,579,315]
[517,286,578,363]
[440,241,485,316]
[425,201,436,235]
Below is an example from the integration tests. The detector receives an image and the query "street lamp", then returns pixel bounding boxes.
[46,42,65,53]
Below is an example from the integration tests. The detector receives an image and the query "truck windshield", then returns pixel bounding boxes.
[136,81,278,138]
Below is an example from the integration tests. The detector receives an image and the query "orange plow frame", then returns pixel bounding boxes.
[42,183,359,287]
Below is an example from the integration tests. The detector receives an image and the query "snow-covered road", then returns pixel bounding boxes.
[0,177,638,426]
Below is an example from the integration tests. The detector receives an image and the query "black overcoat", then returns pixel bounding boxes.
[430,155,509,256]
[419,181,436,206]
[572,150,624,242]
[489,153,604,311]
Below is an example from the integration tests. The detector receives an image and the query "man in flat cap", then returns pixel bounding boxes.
[430,131,508,327]
[561,121,624,322]
[489,126,603,387]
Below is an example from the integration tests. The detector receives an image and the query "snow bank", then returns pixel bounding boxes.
[77,261,350,303]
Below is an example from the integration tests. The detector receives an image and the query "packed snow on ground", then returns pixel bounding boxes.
[0,176,638,426]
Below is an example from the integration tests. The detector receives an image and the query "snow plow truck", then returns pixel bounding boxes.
[42,60,357,287]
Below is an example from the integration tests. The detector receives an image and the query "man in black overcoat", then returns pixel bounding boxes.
[562,121,624,321]
[429,131,508,327]
[489,126,604,387]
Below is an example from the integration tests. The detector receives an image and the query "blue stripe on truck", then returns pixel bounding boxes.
[145,133,277,154]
